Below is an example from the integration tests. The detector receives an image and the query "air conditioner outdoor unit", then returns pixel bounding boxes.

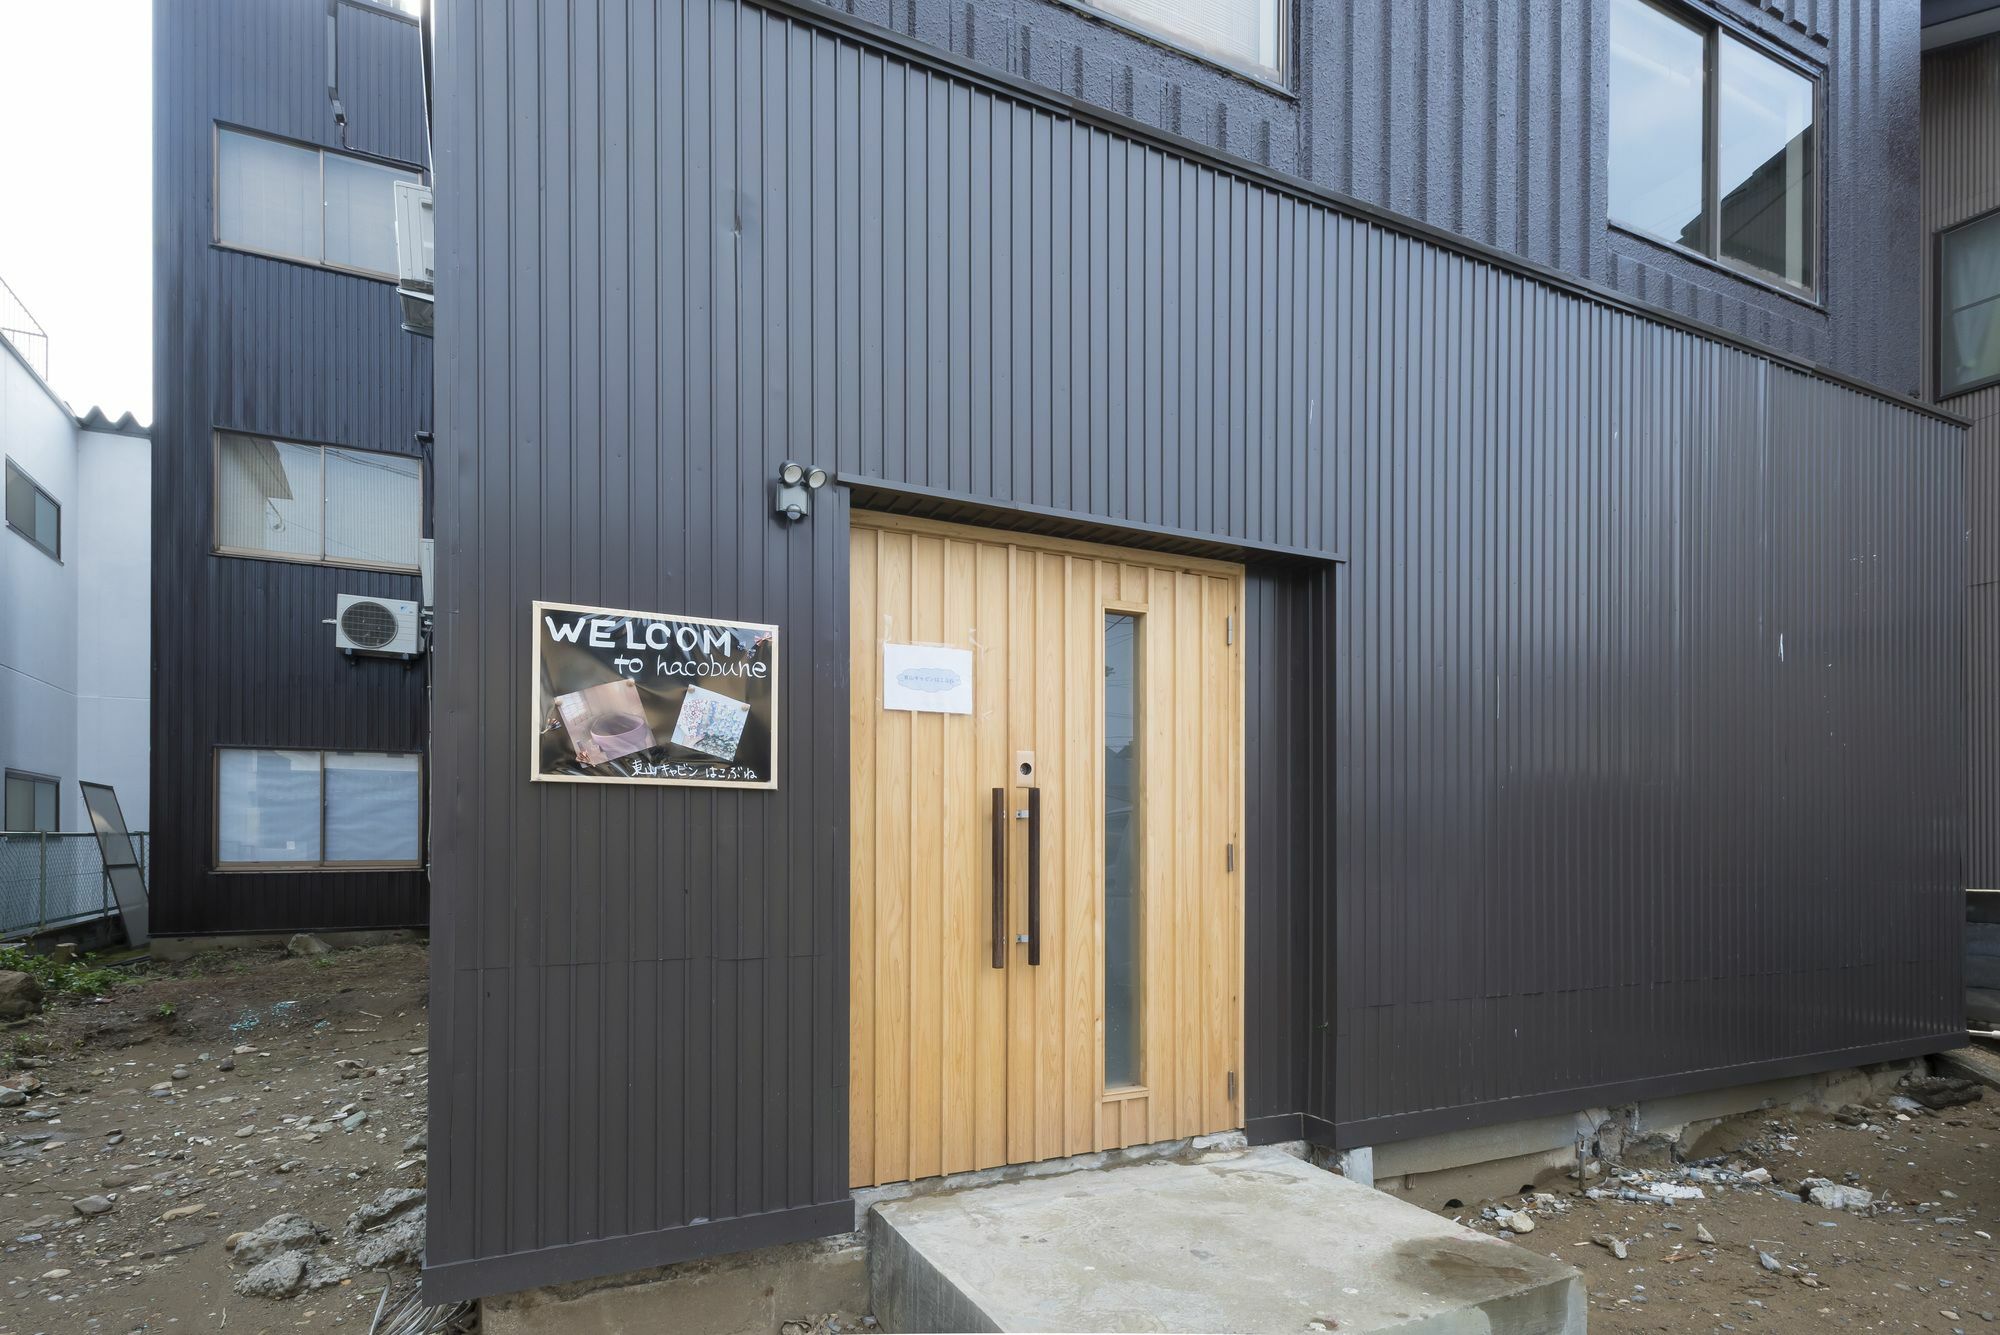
[393,180,435,337]
[334,594,422,659]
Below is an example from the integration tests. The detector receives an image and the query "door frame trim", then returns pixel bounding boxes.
[852,510,1249,579]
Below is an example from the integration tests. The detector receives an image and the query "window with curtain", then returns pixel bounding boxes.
[1609,0,1818,296]
[215,431,421,571]
[4,772,58,833]
[5,459,60,560]
[216,749,421,868]
[215,126,422,279]
[1075,0,1283,82]
[1940,209,2000,398]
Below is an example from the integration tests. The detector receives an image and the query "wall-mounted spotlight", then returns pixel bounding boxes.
[774,460,831,522]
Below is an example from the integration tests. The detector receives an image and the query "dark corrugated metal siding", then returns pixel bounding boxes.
[1329,341,1963,1142]
[1924,33,2000,888]
[151,0,432,935]
[789,0,1919,393]
[430,0,1963,1300]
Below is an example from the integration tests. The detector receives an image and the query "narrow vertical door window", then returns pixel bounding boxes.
[1104,613,1142,1088]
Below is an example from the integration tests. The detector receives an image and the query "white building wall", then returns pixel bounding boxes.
[0,338,150,831]
[74,429,151,827]
[0,342,81,830]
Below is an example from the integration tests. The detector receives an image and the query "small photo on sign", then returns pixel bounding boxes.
[553,678,656,766]
[882,643,974,715]
[671,685,753,760]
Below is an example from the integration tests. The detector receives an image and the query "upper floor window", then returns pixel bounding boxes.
[3,771,58,833]
[1609,0,1817,297]
[1071,0,1284,85]
[5,459,60,560]
[1939,208,2000,399]
[214,126,422,280]
[214,430,423,572]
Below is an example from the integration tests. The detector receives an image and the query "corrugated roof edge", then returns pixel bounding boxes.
[755,0,1971,430]
[75,406,151,438]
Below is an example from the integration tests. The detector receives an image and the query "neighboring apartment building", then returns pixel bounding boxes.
[0,322,151,835]
[150,0,432,940]
[1922,0,2000,1013]
[425,0,1965,1308]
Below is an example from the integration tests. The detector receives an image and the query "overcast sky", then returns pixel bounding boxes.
[0,2,152,422]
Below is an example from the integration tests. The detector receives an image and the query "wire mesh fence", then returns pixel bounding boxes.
[0,833,148,941]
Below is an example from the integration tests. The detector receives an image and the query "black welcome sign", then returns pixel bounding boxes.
[530,599,779,788]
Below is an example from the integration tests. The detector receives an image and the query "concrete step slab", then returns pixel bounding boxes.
[867,1146,1584,1334]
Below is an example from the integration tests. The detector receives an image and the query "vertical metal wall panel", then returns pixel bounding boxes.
[1923,34,2000,888]
[1327,309,1964,1142]
[430,0,1965,1299]
[782,0,1919,394]
[151,0,432,936]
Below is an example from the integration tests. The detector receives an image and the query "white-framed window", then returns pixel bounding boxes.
[1069,0,1285,85]
[1938,207,2000,399]
[214,430,423,572]
[215,748,423,869]
[3,771,59,833]
[5,458,60,560]
[1608,0,1818,297]
[214,125,423,280]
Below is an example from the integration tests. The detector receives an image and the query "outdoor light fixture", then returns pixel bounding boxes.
[773,460,830,522]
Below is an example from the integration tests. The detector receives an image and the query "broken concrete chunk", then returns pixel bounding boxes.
[1801,1178,1874,1212]
[347,1187,425,1236]
[1501,1210,1535,1234]
[235,1250,308,1299]
[1592,1234,1628,1260]
[350,1204,425,1270]
[230,1213,328,1266]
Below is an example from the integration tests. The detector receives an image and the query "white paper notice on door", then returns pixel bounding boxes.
[882,643,974,715]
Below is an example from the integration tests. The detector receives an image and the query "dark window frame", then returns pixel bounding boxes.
[4,457,61,561]
[211,428,426,574]
[212,746,426,873]
[3,769,60,833]
[1607,0,1824,301]
[1935,202,2000,401]
[210,122,427,283]
[1051,0,1292,94]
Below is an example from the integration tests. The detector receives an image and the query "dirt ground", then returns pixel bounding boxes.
[1444,1070,2000,1334]
[9,942,2000,1335]
[0,943,432,1335]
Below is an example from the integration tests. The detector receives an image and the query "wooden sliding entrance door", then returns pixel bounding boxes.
[848,513,1244,1190]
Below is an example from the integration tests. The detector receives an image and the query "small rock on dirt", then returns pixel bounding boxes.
[286,933,332,958]
[71,1195,113,1217]
[1593,1234,1628,1259]
[1502,1210,1535,1234]
[1758,1250,1782,1272]
[1696,1222,1716,1244]
[0,970,43,1022]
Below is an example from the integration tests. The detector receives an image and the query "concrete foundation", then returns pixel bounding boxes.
[479,1233,868,1335]
[1340,1058,1924,1212]
[867,1146,1584,1334]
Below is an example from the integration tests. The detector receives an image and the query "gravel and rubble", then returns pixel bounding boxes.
[1444,1063,2000,1333]
[0,941,434,1333]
